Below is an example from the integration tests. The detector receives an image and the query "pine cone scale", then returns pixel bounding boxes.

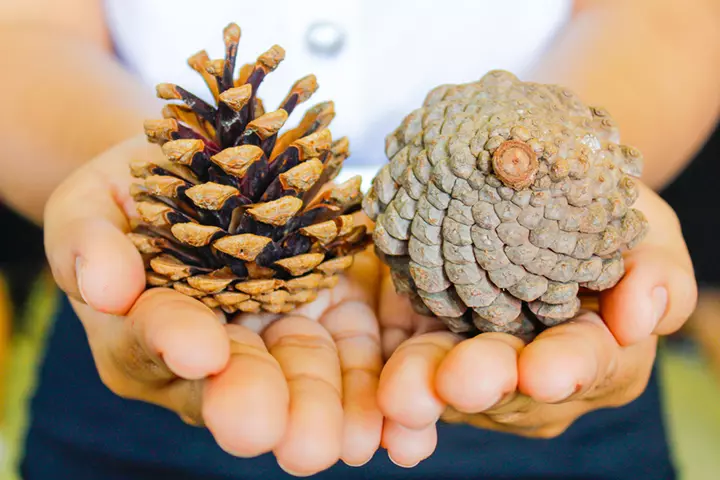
[128,24,371,313]
[365,70,649,339]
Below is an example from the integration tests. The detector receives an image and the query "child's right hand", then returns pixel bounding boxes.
[42,135,384,476]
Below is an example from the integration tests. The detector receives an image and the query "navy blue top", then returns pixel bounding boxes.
[21,296,676,479]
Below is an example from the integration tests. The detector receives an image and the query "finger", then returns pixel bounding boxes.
[378,331,459,430]
[444,403,573,439]
[441,403,537,435]
[120,288,230,382]
[435,333,523,413]
[602,249,696,344]
[232,248,379,333]
[518,312,618,403]
[379,271,415,331]
[320,300,383,467]
[486,334,656,434]
[231,311,281,334]
[70,290,229,422]
[231,245,382,468]
[340,243,381,308]
[203,325,289,458]
[287,245,380,322]
[601,183,697,345]
[378,273,446,359]
[263,316,344,476]
[44,140,153,315]
[382,420,437,469]
[378,276,414,359]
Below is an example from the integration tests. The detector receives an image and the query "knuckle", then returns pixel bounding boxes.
[486,414,571,439]
[115,340,170,382]
[486,410,531,426]
[263,315,336,348]
[288,373,342,400]
[601,356,655,408]
[484,398,575,439]
[95,344,168,402]
[270,331,338,355]
[324,300,378,333]
[393,333,457,357]
[485,403,537,427]
[342,363,383,380]
[605,376,650,408]
[484,395,536,425]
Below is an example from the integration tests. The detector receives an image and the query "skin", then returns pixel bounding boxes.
[1,0,717,475]
[44,136,697,473]
[0,0,717,221]
[530,0,720,190]
[0,0,159,222]
[43,135,384,475]
[683,290,720,385]
[377,182,697,466]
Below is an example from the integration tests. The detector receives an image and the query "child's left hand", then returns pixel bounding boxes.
[376,182,697,467]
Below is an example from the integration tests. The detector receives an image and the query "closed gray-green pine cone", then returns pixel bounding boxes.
[363,70,649,339]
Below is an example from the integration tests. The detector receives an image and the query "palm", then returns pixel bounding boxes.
[227,246,384,471]
[374,181,696,468]
[44,136,385,476]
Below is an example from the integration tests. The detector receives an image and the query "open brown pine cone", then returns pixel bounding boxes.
[128,23,371,315]
[363,70,649,340]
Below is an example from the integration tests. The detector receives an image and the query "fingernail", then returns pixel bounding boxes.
[388,452,419,469]
[651,286,668,330]
[276,461,311,477]
[343,457,371,468]
[75,257,90,305]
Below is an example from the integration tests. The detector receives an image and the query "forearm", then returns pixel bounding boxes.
[0,26,159,224]
[526,0,720,190]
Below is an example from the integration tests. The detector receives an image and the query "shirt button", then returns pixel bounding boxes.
[305,21,345,57]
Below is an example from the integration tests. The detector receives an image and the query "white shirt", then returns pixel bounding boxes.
[104,0,572,183]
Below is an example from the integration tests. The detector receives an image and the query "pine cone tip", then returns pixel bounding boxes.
[128,23,371,315]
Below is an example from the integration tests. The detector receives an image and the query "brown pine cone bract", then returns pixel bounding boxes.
[129,23,370,315]
[363,70,648,340]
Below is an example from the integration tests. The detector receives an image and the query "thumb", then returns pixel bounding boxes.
[600,183,697,345]
[44,137,151,315]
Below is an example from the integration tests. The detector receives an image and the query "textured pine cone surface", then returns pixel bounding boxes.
[363,70,649,340]
[128,23,370,315]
